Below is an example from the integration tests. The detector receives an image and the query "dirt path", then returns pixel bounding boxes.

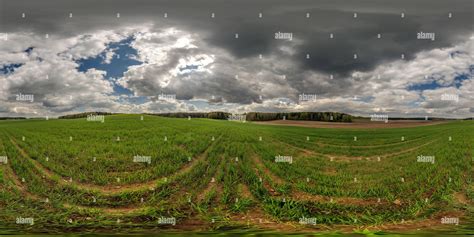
[62,203,144,215]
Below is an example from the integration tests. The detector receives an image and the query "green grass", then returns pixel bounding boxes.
[0,114,472,234]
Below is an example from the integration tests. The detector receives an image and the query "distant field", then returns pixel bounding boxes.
[0,114,472,234]
[255,119,447,129]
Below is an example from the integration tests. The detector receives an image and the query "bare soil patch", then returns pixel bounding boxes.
[238,183,253,200]
[62,203,143,215]
[196,181,217,202]
[365,210,466,233]
[230,207,306,232]
[453,192,469,205]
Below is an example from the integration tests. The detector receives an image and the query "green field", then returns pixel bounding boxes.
[0,114,472,235]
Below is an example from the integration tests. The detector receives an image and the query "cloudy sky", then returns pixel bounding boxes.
[0,0,472,118]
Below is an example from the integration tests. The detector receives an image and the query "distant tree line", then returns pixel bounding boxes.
[149,112,231,120]
[245,112,352,122]
[151,111,352,122]
[58,112,114,119]
[0,117,26,120]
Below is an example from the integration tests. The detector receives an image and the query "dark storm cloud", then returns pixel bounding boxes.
[2,0,472,76]
[204,22,278,58]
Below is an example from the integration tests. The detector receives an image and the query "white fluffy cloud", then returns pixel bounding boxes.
[0,32,121,116]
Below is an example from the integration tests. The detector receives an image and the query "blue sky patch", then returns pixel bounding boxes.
[408,80,442,91]
[408,67,473,91]
[24,47,34,55]
[454,73,470,88]
[354,95,375,103]
[180,64,199,72]
[450,50,467,58]
[76,36,142,95]
[0,63,23,75]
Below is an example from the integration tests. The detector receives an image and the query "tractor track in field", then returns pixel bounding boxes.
[289,191,391,206]
[196,180,218,203]
[271,136,441,161]
[326,137,442,161]
[313,133,441,148]
[2,163,60,212]
[7,134,224,214]
[0,135,48,204]
[150,138,226,206]
[226,164,275,229]
[64,170,224,216]
[230,203,285,231]
[237,183,254,200]
[257,137,442,206]
[9,135,221,195]
[249,153,390,206]
[250,153,285,196]
[2,164,43,202]
[196,157,225,203]
[155,156,223,209]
